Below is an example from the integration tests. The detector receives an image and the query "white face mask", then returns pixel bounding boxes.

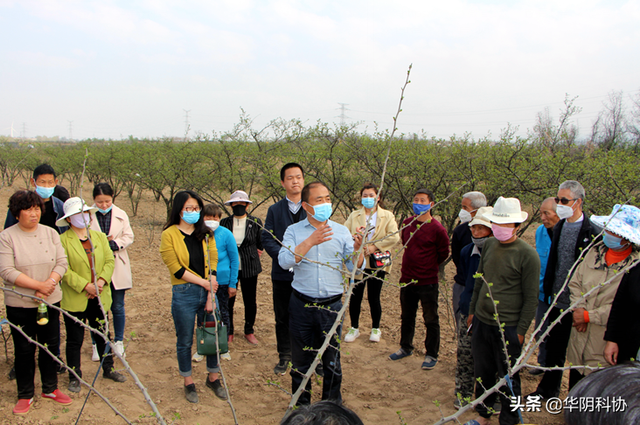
[556,201,576,220]
[458,209,473,223]
[205,220,219,232]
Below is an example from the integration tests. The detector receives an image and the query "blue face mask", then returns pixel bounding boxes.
[361,197,376,209]
[98,205,113,214]
[413,203,432,216]
[182,210,200,224]
[603,232,628,250]
[311,202,332,222]
[35,185,55,200]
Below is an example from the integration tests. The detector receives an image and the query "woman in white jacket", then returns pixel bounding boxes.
[90,183,134,358]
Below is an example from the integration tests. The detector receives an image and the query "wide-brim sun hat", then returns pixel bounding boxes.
[468,206,494,228]
[224,190,253,205]
[590,204,640,246]
[55,197,98,227]
[484,196,528,224]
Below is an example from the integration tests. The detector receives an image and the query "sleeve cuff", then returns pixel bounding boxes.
[175,267,186,279]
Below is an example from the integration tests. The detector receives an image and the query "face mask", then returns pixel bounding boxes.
[310,202,332,222]
[232,205,247,217]
[69,213,90,229]
[459,209,473,223]
[556,201,576,220]
[182,211,200,224]
[603,232,628,250]
[35,185,55,200]
[413,203,432,216]
[361,197,376,209]
[205,220,219,232]
[97,205,112,214]
[491,224,515,242]
[471,236,489,249]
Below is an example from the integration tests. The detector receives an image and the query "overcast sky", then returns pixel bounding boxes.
[1,0,639,141]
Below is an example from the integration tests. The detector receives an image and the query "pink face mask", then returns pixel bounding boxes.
[491,224,515,242]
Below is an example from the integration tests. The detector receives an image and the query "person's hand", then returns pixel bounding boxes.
[208,276,219,293]
[518,334,525,345]
[306,223,333,247]
[96,278,106,294]
[572,308,588,332]
[258,249,263,257]
[107,235,114,241]
[467,314,474,328]
[228,287,237,297]
[85,283,99,298]
[353,233,364,251]
[604,341,619,365]
[34,291,47,300]
[205,291,216,313]
[38,279,56,297]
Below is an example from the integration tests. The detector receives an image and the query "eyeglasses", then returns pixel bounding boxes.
[554,197,577,205]
[183,206,201,213]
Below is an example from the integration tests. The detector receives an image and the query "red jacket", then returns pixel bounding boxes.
[400,216,450,285]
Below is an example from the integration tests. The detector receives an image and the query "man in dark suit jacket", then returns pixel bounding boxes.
[262,163,307,375]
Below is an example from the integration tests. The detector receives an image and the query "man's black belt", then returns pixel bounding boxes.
[293,290,342,306]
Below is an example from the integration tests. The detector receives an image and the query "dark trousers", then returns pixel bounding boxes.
[400,283,440,358]
[215,285,231,328]
[536,306,573,397]
[471,318,522,425]
[64,298,114,379]
[7,304,60,399]
[228,275,258,335]
[273,279,293,361]
[349,270,385,329]
[289,293,342,406]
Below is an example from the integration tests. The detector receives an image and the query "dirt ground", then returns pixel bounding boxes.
[0,182,567,424]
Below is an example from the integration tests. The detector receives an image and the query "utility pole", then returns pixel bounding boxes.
[183,109,191,141]
[337,103,350,126]
[68,121,73,141]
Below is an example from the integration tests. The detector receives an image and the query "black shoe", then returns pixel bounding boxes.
[8,366,16,381]
[315,363,324,378]
[528,367,544,376]
[184,384,198,403]
[206,378,228,400]
[57,363,66,375]
[274,359,289,375]
[68,379,81,393]
[527,389,551,400]
[103,370,127,383]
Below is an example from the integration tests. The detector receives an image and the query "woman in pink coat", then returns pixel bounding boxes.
[89,183,134,358]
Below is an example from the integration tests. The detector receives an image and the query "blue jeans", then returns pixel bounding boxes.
[171,283,219,377]
[111,285,127,342]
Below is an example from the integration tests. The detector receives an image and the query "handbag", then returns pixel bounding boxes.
[196,310,228,356]
[369,250,392,268]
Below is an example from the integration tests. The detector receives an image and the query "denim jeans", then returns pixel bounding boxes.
[171,283,219,376]
[111,285,127,342]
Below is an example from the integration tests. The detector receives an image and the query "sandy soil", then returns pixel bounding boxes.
[0,183,567,424]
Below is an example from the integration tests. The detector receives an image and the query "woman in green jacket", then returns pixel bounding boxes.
[57,197,126,393]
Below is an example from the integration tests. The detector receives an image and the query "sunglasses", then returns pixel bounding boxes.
[554,197,577,205]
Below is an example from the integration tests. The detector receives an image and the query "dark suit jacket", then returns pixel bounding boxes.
[220,214,263,279]
[262,198,307,281]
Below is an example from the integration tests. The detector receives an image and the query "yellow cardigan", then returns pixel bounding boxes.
[160,225,218,286]
[60,229,114,313]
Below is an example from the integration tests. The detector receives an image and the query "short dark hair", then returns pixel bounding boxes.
[280,401,364,425]
[93,182,114,199]
[414,188,435,203]
[9,190,44,219]
[301,181,328,204]
[163,190,211,241]
[280,162,305,182]
[33,164,56,180]
[203,204,223,218]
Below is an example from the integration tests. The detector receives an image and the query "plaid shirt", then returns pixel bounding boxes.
[95,210,119,251]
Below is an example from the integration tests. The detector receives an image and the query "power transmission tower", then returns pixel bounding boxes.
[183,109,191,140]
[337,103,350,126]
[68,121,74,140]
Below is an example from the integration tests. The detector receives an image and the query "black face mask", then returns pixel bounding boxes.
[232,205,247,217]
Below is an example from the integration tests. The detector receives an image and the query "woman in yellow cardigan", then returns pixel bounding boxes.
[57,197,126,394]
[343,183,400,343]
[160,190,226,404]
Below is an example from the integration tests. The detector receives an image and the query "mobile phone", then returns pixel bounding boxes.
[466,323,473,335]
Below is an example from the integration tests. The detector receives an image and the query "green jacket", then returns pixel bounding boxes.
[60,229,114,312]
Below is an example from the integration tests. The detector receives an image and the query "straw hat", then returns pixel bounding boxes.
[55,197,98,227]
[483,197,528,224]
[468,206,494,228]
[224,190,253,205]
[590,204,640,246]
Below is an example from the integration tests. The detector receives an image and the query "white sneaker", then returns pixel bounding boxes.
[221,352,231,361]
[344,328,360,343]
[370,328,381,342]
[192,352,205,362]
[91,344,99,362]
[114,341,126,358]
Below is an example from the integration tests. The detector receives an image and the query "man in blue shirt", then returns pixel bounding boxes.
[279,182,364,406]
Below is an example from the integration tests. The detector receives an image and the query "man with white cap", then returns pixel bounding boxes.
[466,197,540,425]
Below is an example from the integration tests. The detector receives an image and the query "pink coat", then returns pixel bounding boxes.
[90,204,134,290]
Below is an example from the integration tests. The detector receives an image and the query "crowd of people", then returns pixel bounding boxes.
[1,162,639,425]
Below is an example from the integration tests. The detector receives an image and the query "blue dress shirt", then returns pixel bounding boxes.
[278,218,357,298]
